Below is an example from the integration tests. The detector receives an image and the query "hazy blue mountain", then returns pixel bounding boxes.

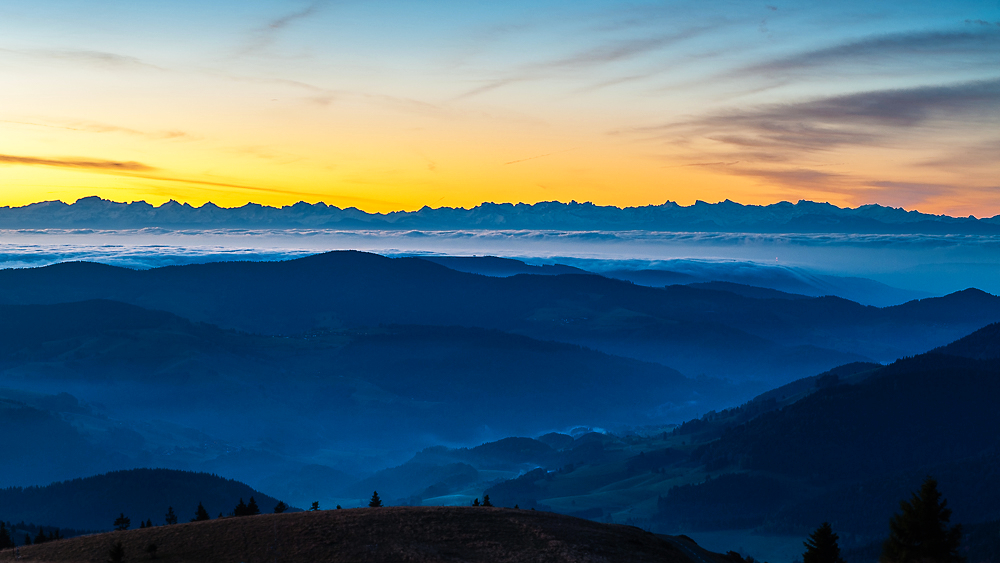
[2,196,998,234]
[932,321,1000,359]
[0,252,993,387]
[417,256,588,277]
[0,468,288,531]
[404,323,1000,556]
[654,323,1000,545]
[0,299,716,489]
[418,256,926,307]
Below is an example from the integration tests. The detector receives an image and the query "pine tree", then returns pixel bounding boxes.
[310,501,320,511]
[52,529,62,541]
[34,528,47,544]
[803,522,845,563]
[369,491,383,507]
[140,520,146,529]
[881,477,964,563]
[246,497,260,516]
[24,533,31,546]
[234,498,248,517]
[0,522,14,549]
[273,501,288,514]
[108,540,125,563]
[472,498,480,506]
[482,495,493,507]
[146,519,152,528]
[164,506,178,525]
[193,502,210,522]
[114,513,131,531]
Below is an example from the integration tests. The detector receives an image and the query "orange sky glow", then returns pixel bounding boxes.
[1,1,998,217]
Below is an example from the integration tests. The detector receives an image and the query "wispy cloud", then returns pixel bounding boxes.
[240,1,332,54]
[0,47,163,71]
[0,118,191,140]
[738,30,1000,77]
[965,19,1000,27]
[0,153,323,199]
[0,154,156,171]
[455,25,715,99]
[717,167,849,190]
[650,78,1000,153]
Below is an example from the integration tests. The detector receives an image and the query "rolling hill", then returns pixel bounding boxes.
[0,468,287,532]
[0,507,708,563]
[0,299,717,491]
[0,251,995,387]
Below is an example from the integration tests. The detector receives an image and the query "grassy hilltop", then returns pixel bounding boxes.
[0,507,714,563]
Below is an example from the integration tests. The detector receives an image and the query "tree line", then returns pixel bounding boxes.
[799,477,963,563]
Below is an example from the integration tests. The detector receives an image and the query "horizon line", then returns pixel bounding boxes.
[5,195,997,221]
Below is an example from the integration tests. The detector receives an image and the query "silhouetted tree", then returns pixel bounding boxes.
[114,513,131,531]
[273,501,288,514]
[24,533,31,545]
[369,491,383,507]
[472,498,480,506]
[881,477,964,563]
[140,520,146,529]
[0,523,13,549]
[193,502,210,522]
[34,528,47,544]
[145,519,152,528]
[108,540,125,563]
[310,501,320,511]
[246,497,260,516]
[52,529,62,541]
[164,506,177,525]
[803,522,845,563]
[482,495,493,507]
[234,498,248,517]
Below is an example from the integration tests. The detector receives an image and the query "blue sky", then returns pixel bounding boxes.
[1,0,998,214]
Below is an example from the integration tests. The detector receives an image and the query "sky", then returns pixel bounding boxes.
[1,0,998,216]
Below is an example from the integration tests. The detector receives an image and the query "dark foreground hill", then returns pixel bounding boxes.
[0,507,707,563]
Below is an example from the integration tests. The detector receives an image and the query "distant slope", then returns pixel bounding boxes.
[0,507,699,563]
[0,399,109,488]
[684,282,810,301]
[0,251,994,386]
[695,353,1000,480]
[418,256,587,277]
[652,329,1000,543]
[932,322,1000,359]
[0,469,287,531]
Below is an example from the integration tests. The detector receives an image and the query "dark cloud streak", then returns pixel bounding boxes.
[650,78,1000,153]
[0,154,156,172]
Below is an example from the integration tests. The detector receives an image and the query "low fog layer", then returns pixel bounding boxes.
[0,228,997,298]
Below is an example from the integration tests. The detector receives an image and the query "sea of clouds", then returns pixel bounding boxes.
[0,228,997,298]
